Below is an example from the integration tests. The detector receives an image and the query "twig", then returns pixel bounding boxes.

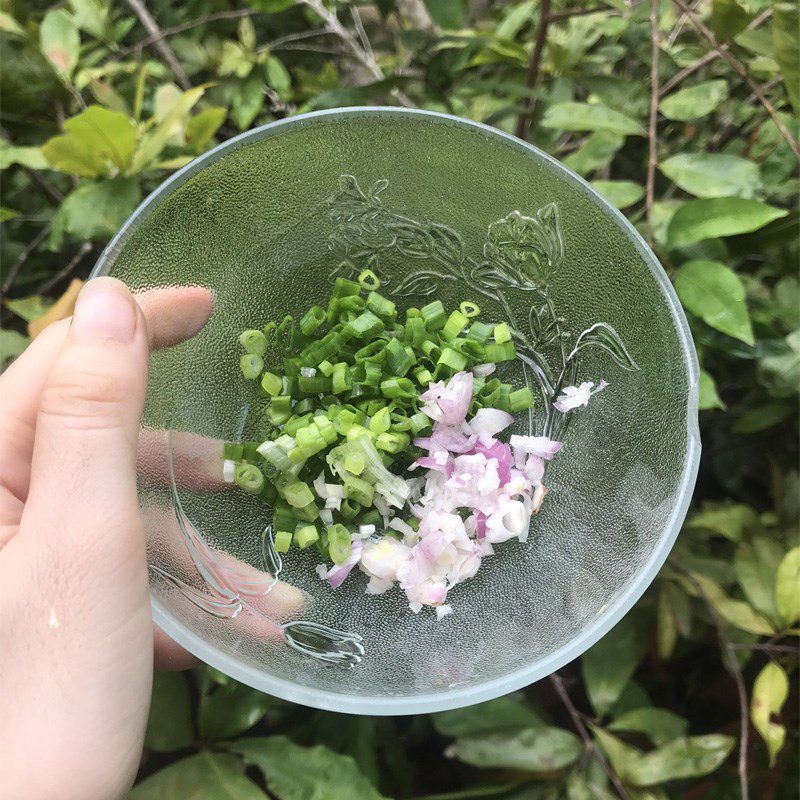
[678,569,750,800]
[549,673,632,800]
[730,642,798,654]
[670,0,799,160]
[514,0,551,140]
[38,242,93,294]
[0,125,63,205]
[123,0,192,90]
[350,6,374,62]
[658,8,772,97]
[549,4,619,20]
[666,0,702,46]
[645,0,660,247]
[298,0,413,107]
[1,223,52,297]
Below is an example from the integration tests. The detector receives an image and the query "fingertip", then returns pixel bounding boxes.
[136,285,214,350]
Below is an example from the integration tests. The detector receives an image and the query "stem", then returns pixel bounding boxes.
[514,0,551,141]
[550,673,632,800]
[1,223,52,296]
[646,0,660,248]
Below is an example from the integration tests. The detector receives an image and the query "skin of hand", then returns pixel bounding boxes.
[0,278,212,800]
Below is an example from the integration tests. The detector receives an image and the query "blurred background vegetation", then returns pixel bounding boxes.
[1,0,798,797]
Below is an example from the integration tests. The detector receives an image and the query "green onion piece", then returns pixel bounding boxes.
[283,358,301,377]
[234,463,265,494]
[298,374,332,394]
[485,341,517,362]
[413,366,433,386]
[326,296,341,325]
[509,387,535,411]
[333,409,358,436]
[404,316,426,348]
[409,412,431,435]
[340,499,361,520]
[467,321,493,344]
[257,441,293,472]
[344,450,366,475]
[493,322,511,344]
[421,340,441,359]
[273,505,298,532]
[347,310,384,340]
[240,353,264,380]
[295,524,320,549]
[295,425,327,457]
[222,442,244,460]
[420,300,447,331]
[314,415,337,445]
[355,340,385,362]
[385,337,414,376]
[239,329,269,356]
[242,441,260,461]
[337,295,366,314]
[332,362,352,394]
[362,361,383,388]
[380,377,416,399]
[437,347,468,373]
[273,530,293,553]
[318,360,335,376]
[268,395,292,425]
[261,371,283,396]
[360,508,382,527]
[366,291,397,320]
[283,480,314,508]
[460,301,480,318]
[369,406,392,434]
[344,474,375,506]
[299,305,326,336]
[295,501,319,522]
[375,431,410,453]
[406,307,421,318]
[293,398,315,415]
[326,524,352,564]
[284,413,312,437]
[358,268,381,291]
[442,310,469,341]
[333,277,361,298]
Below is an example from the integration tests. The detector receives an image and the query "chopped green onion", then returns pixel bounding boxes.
[318,359,335,376]
[273,530,293,553]
[268,395,292,425]
[345,474,375,506]
[326,524,351,564]
[460,301,480,318]
[366,291,396,320]
[420,300,446,330]
[509,387,534,411]
[438,347,468,373]
[284,480,314,508]
[261,371,283,396]
[344,450,366,475]
[485,341,517,362]
[467,321,493,344]
[380,377,416,399]
[332,362,352,394]
[234,463,265,494]
[240,329,269,356]
[493,322,511,344]
[375,431,410,453]
[295,524,320,549]
[347,310,384,340]
[442,310,469,341]
[369,405,392,434]
[333,276,361,297]
[299,305,326,336]
[358,268,381,291]
[298,374,332,394]
[223,442,244,460]
[240,353,264,380]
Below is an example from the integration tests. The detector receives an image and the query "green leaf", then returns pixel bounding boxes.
[131,86,205,173]
[0,207,20,222]
[734,538,784,622]
[775,547,800,625]
[4,294,52,322]
[732,403,792,433]
[1,328,30,365]
[144,671,194,753]
[198,680,272,740]
[659,153,761,199]
[757,330,800,398]
[49,177,141,248]
[563,131,624,176]
[698,369,725,410]
[432,693,544,737]
[39,9,79,79]
[68,0,108,38]
[232,736,389,800]
[750,662,789,766]
[581,616,647,716]
[773,2,800,113]
[660,80,729,121]
[711,0,752,42]
[591,727,642,783]
[668,198,787,246]
[447,727,582,773]
[185,107,227,154]
[265,56,292,96]
[0,11,25,35]
[591,180,643,209]
[674,260,754,345]
[129,752,267,799]
[0,143,49,170]
[627,735,736,786]
[231,76,265,131]
[424,0,465,28]
[43,105,137,178]
[685,501,757,541]
[542,102,645,136]
[609,708,689,747]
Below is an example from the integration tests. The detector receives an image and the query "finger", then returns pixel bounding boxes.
[137,428,228,492]
[1,278,153,795]
[153,625,200,670]
[0,285,213,532]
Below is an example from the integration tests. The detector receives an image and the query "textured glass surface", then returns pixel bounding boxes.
[93,108,700,714]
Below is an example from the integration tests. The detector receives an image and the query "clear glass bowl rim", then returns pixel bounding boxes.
[90,106,701,715]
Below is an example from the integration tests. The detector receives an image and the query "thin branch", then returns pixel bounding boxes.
[666,0,703,46]
[730,642,799,654]
[549,673,632,800]
[549,4,619,21]
[646,0,660,247]
[658,8,772,97]
[1,224,52,297]
[678,569,750,800]
[514,0,551,141]
[670,0,800,160]
[0,125,63,205]
[350,6,374,61]
[38,242,93,294]
[123,0,192,90]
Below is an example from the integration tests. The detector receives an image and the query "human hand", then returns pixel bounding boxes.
[0,278,212,800]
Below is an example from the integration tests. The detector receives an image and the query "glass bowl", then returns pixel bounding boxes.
[92,107,700,715]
